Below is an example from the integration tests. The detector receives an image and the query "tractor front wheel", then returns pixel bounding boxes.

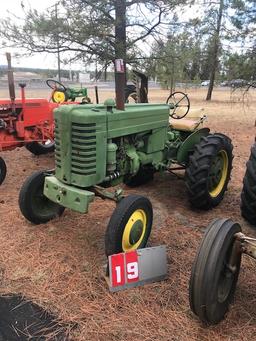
[26,140,55,155]
[189,218,241,324]
[105,195,153,256]
[0,157,7,185]
[19,170,65,224]
[185,133,233,209]
[241,143,256,226]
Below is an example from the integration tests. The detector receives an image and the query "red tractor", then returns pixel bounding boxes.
[0,53,90,185]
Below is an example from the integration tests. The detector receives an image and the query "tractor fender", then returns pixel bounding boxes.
[177,128,210,164]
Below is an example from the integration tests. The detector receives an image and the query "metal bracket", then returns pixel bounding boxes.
[92,185,124,202]
[235,232,256,259]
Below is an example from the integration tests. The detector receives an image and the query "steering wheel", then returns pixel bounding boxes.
[167,91,190,119]
[46,79,67,91]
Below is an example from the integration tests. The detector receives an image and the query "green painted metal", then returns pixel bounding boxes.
[54,104,107,187]
[44,175,95,213]
[176,128,210,164]
[107,142,118,172]
[126,144,141,175]
[107,103,169,138]
[44,100,210,212]
[66,87,88,101]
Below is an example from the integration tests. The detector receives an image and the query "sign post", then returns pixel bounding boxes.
[115,59,125,111]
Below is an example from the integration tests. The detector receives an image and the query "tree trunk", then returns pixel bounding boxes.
[114,0,126,110]
[206,0,224,101]
[104,64,108,82]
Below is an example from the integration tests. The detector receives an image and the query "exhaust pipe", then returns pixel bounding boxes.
[6,52,16,112]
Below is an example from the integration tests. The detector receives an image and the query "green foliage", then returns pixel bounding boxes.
[224,47,256,80]
[0,0,190,66]
[0,0,254,87]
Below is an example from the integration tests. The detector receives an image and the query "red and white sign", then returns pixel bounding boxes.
[115,59,125,73]
[107,246,167,292]
[111,253,126,287]
[110,250,139,287]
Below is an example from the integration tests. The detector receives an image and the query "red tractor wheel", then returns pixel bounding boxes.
[25,140,55,155]
[0,157,7,185]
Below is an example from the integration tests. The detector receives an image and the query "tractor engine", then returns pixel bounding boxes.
[53,100,170,188]
[44,100,170,213]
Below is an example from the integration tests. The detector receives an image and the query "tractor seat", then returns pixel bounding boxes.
[169,109,206,132]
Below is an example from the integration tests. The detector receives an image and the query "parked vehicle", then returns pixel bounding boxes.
[201,80,210,86]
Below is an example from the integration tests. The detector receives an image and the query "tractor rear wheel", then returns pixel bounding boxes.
[25,140,55,155]
[124,166,154,187]
[241,143,256,226]
[189,218,241,324]
[105,195,153,256]
[19,170,65,224]
[0,157,7,185]
[185,133,233,209]
[125,84,137,103]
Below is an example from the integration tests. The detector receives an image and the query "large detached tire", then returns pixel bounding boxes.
[241,143,256,226]
[185,133,233,209]
[0,157,7,185]
[19,170,65,224]
[189,218,242,324]
[105,195,153,256]
[25,141,55,155]
[124,166,154,187]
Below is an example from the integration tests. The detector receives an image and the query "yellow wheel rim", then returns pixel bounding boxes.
[52,91,66,103]
[122,209,147,251]
[209,150,228,198]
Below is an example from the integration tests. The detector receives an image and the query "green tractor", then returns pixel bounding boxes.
[189,142,256,324]
[19,93,233,256]
[47,79,92,104]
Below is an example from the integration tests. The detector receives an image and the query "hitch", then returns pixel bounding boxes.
[92,185,124,202]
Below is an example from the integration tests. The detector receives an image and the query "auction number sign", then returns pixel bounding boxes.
[110,251,139,287]
[108,246,167,292]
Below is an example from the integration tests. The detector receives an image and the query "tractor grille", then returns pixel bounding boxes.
[54,122,61,169]
[71,122,97,176]
[54,120,97,176]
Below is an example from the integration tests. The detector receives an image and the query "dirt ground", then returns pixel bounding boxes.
[0,86,256,340]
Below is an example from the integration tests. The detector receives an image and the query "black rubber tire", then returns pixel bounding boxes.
[124,166,154,187]
[185,133,233,209]
[25,141,55,155]
[19,170,65,224]
[105,195,153,256]
[189,218,242,324]
[0,157,7,185]
[125,85,137,103]
[241,143,256,226]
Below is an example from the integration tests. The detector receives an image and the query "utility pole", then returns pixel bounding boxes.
[55,2,61,82]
